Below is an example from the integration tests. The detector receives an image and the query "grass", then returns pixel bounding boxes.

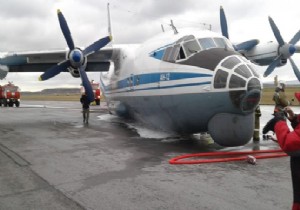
[21,94,82,101]
[261,87,299,105]
[21,87,300,105]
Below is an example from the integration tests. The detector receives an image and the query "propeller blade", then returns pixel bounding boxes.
[289,57,300,81]
[57,9,75,50]
[82,36,112,56]
[289,30,300,45]
[220,6,229,39]
[268,16,285,46]
[263,55,281,77]
[234,39,259,51]
[39,60,70,81]
[79,66,95,103]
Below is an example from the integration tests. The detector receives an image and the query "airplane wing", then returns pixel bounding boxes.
[0,48,113,73]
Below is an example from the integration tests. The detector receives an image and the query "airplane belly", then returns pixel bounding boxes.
[111,91,243,134]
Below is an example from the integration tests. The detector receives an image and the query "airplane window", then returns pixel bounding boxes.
[168,44,180,62]
[177,47,186,60]
[198,38,216,50]
[234,64,252,78]
[176,35,195,44]
[221,57,241,69]
[229,74,246,88]
[214,69,228,89]
[247,78,261,91]
[162,47,172,61]
[183,40,201,57]
[213,38,227,48]
[163,45,180,62]
[247,64,260,77]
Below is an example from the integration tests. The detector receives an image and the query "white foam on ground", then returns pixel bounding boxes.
[97,114,176,139]
[97,114,120,122]
[127,122,176,139]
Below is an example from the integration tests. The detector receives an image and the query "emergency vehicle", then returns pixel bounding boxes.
[0,82,21,107]
[80,80,101,105]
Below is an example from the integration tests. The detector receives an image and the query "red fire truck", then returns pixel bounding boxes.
[80,80,101,105]
[0,82,21,107]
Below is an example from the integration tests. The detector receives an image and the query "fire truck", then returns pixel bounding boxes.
[0,82,21,107]
[80,80,101,105]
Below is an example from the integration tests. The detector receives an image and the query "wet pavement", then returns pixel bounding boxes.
[0,101,298,210]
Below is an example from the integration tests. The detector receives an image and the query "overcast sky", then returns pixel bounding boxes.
[1,0,300,91]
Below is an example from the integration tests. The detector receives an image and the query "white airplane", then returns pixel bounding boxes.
[0,5,299,147]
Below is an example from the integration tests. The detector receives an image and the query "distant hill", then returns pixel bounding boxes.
[263,80,300,88]
[22,88,80,95]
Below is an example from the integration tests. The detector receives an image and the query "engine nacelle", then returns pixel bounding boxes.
[66,48,87,78]
[0,65,9,79]
[244,42,279,66]
[68,67,80,78]
[279,58,287,66]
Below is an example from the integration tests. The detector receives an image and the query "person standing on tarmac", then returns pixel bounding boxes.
[273,80,290,113]
[263,107,300,210]
[80,93,90,124]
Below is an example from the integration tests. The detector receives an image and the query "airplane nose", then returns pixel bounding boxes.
[214,55,262,113]
[240,88,261,113]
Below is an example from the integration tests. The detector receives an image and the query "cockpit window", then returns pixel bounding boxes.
[214,69,228,89]
[221,57,241,69]
[213,38,227,48]
[248,78,261,91]
[162,47,172,62]
[163,45,180,62]
[183,40,201,57]
[176,35,195,44]
[177,47,186,60]
[198,38,216,50]
[229,75,246,88]
[169,44,180,62]
[234,64,252,78]
[247,64,260,77]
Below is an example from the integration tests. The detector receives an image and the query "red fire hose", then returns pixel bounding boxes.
[169,149,287,165]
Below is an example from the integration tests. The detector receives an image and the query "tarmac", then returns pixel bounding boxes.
[0,101,298,210]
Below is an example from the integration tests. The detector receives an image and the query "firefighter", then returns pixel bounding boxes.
[263,107,300,210]
[80,93,90,124]
[273,80,290,113]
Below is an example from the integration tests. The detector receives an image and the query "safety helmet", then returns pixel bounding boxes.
[277,80,286,89]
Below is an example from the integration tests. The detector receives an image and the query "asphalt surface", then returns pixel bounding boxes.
[0,101,297,210]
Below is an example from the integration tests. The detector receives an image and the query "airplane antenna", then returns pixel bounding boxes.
[170,20,178,34]
[161,24,165,32]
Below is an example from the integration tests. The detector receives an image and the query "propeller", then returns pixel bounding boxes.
[263,17,300,80]
[39,9,112,103]
[219,6,259,51]
[220,6,229,39]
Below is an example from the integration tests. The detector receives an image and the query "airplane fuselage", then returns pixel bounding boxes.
[100,28,262,146]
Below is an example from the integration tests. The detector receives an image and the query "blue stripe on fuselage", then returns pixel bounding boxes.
[101,72,212,93]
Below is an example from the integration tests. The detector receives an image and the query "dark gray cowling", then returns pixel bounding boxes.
[208,113,254,147]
